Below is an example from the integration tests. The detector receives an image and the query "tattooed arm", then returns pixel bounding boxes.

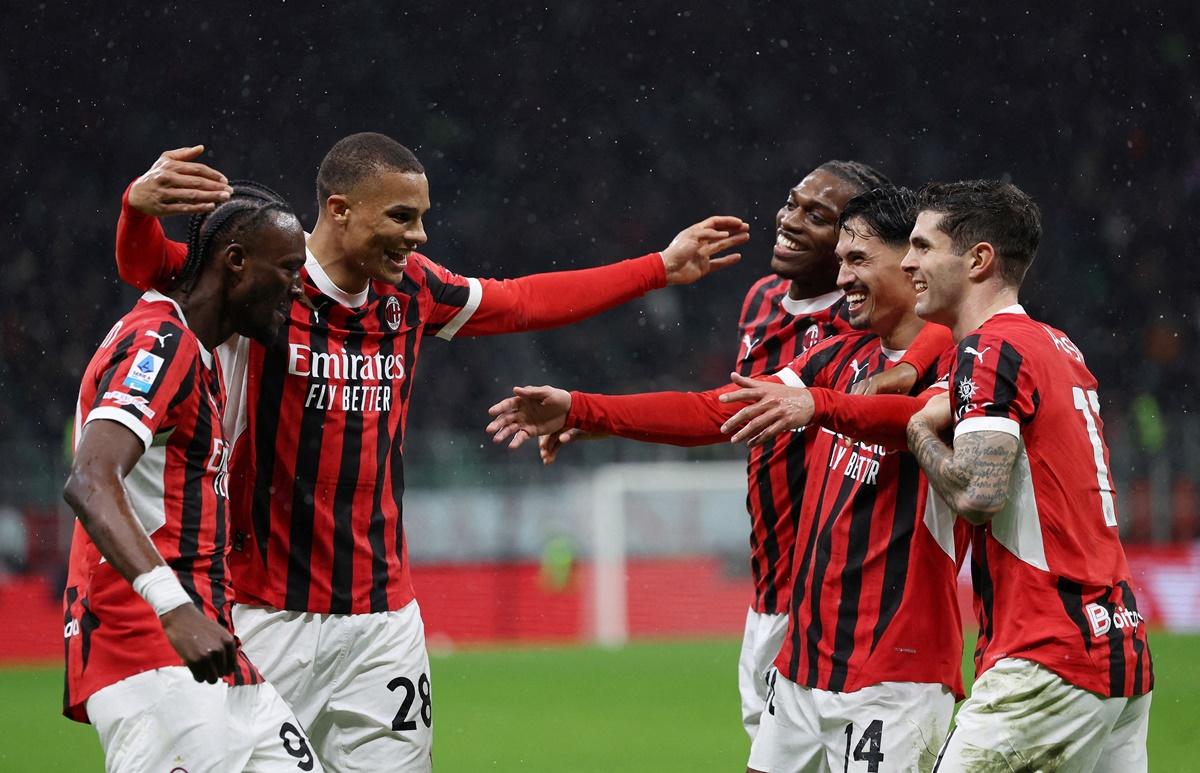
[905,393,1020,525]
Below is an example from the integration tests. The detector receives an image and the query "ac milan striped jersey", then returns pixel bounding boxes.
[64,292,261,723]
[950,306,1152,697]
[114,203,670,616]
[734,276,851,614]
[771,330,969,695]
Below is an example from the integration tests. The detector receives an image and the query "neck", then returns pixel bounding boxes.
[879,312,926,352]
[168,275,231,351]
[951,285,1020,341]
[309,216,371,294]
[786,274,838,301]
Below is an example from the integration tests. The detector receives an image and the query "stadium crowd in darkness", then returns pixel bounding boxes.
[4,3,1198,480]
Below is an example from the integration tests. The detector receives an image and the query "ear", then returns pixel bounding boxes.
[966,241,999,281]
[325,194,350,224]
[223,243,247,276]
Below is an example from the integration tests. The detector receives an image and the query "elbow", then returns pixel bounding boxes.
[953,492,1006,525]
[62,467,94,522]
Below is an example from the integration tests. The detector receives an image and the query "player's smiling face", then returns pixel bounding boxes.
[902,210,969,325]
[772,170,859,283]
[340,170,430,285]
[835,217,915,335]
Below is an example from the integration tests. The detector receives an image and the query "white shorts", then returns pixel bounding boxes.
[233,600,431,773]
[749,674,954,773]
[739,608,789,740]
[87,666,323,773]
[934,657,1151,773]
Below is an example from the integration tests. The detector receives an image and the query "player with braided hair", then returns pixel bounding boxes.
[63,183,326,770]
[110,137,749,771]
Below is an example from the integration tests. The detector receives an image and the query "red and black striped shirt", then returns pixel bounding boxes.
[64,292,260,723]
[115,202,670,615]
[734,276,851,614]
[771,331,968,695]
[949,307,1152,697]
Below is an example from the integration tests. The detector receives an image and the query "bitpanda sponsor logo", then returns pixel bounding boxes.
[288,343,403,412]
[1085,602,1144,637]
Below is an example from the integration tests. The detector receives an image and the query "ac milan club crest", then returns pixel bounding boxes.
[384,296,403,331]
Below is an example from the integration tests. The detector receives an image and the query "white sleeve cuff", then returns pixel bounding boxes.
[775,367,806,388]
[955,415,1020,439]
[85,407,153,451]
[436,278,483,340]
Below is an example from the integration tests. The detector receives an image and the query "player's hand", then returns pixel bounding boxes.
[661,215,750,285]
[487,386,572,450]
[539,428,608,465]
[909,391,952,435]
[718,372,815,446]
[128,145,233,217]
[852,362,918,395]
[160,603,237,684]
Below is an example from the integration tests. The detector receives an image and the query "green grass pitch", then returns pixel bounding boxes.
[2,633,1194,771]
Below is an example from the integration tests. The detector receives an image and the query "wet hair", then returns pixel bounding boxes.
[916,180,1042,286]
[838,186,917,247]
[175,181,297,289]
[816,160,892,195]
[315,132,425,203]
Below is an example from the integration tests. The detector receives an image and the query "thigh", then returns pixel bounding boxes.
[936,658,1119,773]
[763,677,830,773]
[740,609,788,740]
[819,682,954,773]
[233,604,326,732]
[239,682,327,773]
[319,600,432,773]
[87,667,233,773]
[1094,692,1151,773]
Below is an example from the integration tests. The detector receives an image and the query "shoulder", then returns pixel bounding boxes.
[799,330,876,372]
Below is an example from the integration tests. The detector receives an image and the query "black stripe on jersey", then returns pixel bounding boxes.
[953,334,982,397]
[1103,587,1127,697]
[367,324,398,613]
[79,596,100,673]
[870,453,920,652]
[802,456,862,687]
[736,280,781,377]
[391,289,423,570]
[786,467,828,679]
[780,421,809,603]
[752,436,784,612]
[92,331,138,406]
[423,264,472,308]
[985,342,1023,419]
[1054,578,1094,654]
[251,328,291,566]
[177,372,211,608]
[62,586,77,712]
[1118,580,1150,693]
[328,315,367,614]
[971,528,994,662]
[827,465,879,692]
[284,322,332,610]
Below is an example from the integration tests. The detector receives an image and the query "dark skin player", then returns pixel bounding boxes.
[62,209,306,684]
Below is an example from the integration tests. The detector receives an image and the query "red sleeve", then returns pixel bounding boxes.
[806,388,932,451]
[115,181,188,291]
[563,381,752,446]
[899,323,954,374]
[453,253,667,337]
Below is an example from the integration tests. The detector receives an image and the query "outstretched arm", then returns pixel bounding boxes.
[905,393,1020,524]
[486,382,748,450]
[115,146,231,290]
[63,421,238,683]
[456,216,749,336]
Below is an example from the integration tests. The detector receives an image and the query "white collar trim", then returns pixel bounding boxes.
[780,289,843,316]
[141,289,212,368]
[880,346,906,362]
[993,303,1027,317]
[305,246,369,309]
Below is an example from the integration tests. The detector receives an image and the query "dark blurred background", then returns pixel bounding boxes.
[3,2,1199,567]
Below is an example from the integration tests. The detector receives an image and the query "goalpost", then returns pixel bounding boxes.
[588,460,748,647]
